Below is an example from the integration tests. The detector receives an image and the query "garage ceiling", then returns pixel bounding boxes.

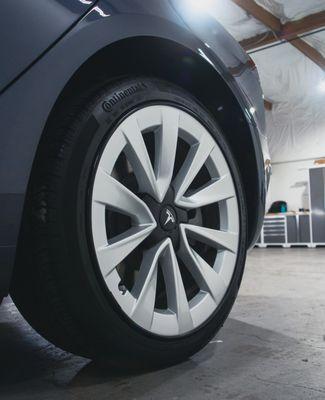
[209,0,325,163]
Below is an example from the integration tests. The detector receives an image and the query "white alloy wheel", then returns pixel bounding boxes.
[91,105,239,337]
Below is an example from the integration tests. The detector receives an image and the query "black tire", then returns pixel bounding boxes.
[11,77,247,366]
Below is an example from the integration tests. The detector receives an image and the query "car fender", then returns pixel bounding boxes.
[0,0,266,296]
[0,0,98,93]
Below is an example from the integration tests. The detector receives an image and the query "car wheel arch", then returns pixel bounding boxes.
[23,36,260,261]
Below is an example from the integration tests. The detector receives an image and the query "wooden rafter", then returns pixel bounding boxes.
[241,31,278,51]
[282,11,325,39]
[231,0,325,71]
[240,11,325,50]
[290,38,325,70]
[232,0,281,32]
[264,100,273,111]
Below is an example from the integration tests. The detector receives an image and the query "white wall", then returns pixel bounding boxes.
[266,159,317,212]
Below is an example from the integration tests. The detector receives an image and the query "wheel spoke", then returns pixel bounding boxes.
[154,108,179,202]
[131,241,169,330]
[97,225,155,277]
[121,116,160,200]
[91,105,240,337]
[93,168,156,225]
[173,133,215,205]
[176,174,235,209]
[161,241,193,334]
[179,226,227,304]
[182,224,238,254]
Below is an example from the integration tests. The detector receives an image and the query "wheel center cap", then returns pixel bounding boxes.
[160,206,177,231]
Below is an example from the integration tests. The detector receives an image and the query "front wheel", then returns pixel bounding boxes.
[12,77,247,366]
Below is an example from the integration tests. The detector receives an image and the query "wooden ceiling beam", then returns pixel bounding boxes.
[239,11,325,50]
[290,38,325,70]
[264,100,273,111]
[240,31,277,51]
[231,0,281,32]
[232,1,325,71]
[282,11,325,39]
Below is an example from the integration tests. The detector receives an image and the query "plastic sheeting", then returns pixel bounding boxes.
[211,0,268,40]
[265,100,325,163]
[211,0,325,163]
[251,38,325,162]
[257,0,325,21]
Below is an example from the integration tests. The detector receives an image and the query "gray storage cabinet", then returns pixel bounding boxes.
[256,213,311,247]
[309,167,325,245]
[256,166,325,248]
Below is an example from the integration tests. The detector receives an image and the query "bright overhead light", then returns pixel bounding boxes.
[187,0,215,14]
[249,107,256,115]
[319,80,325,93]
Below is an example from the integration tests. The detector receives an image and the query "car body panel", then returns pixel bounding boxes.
[0,0,269,298]
[0,0,97,93]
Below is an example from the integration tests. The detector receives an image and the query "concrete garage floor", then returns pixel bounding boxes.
[1,248,325,400]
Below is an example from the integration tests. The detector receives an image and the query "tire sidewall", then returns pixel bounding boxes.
[56,78,247,363]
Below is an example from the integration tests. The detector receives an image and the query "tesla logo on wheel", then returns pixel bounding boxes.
[164,209,176,226]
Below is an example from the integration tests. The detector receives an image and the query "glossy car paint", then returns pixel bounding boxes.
[0,0,269,298]
[0,0,97,93]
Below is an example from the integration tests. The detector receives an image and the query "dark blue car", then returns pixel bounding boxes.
[0,0,270,365]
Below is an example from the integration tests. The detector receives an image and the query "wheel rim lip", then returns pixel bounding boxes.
[90,104,240,337]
